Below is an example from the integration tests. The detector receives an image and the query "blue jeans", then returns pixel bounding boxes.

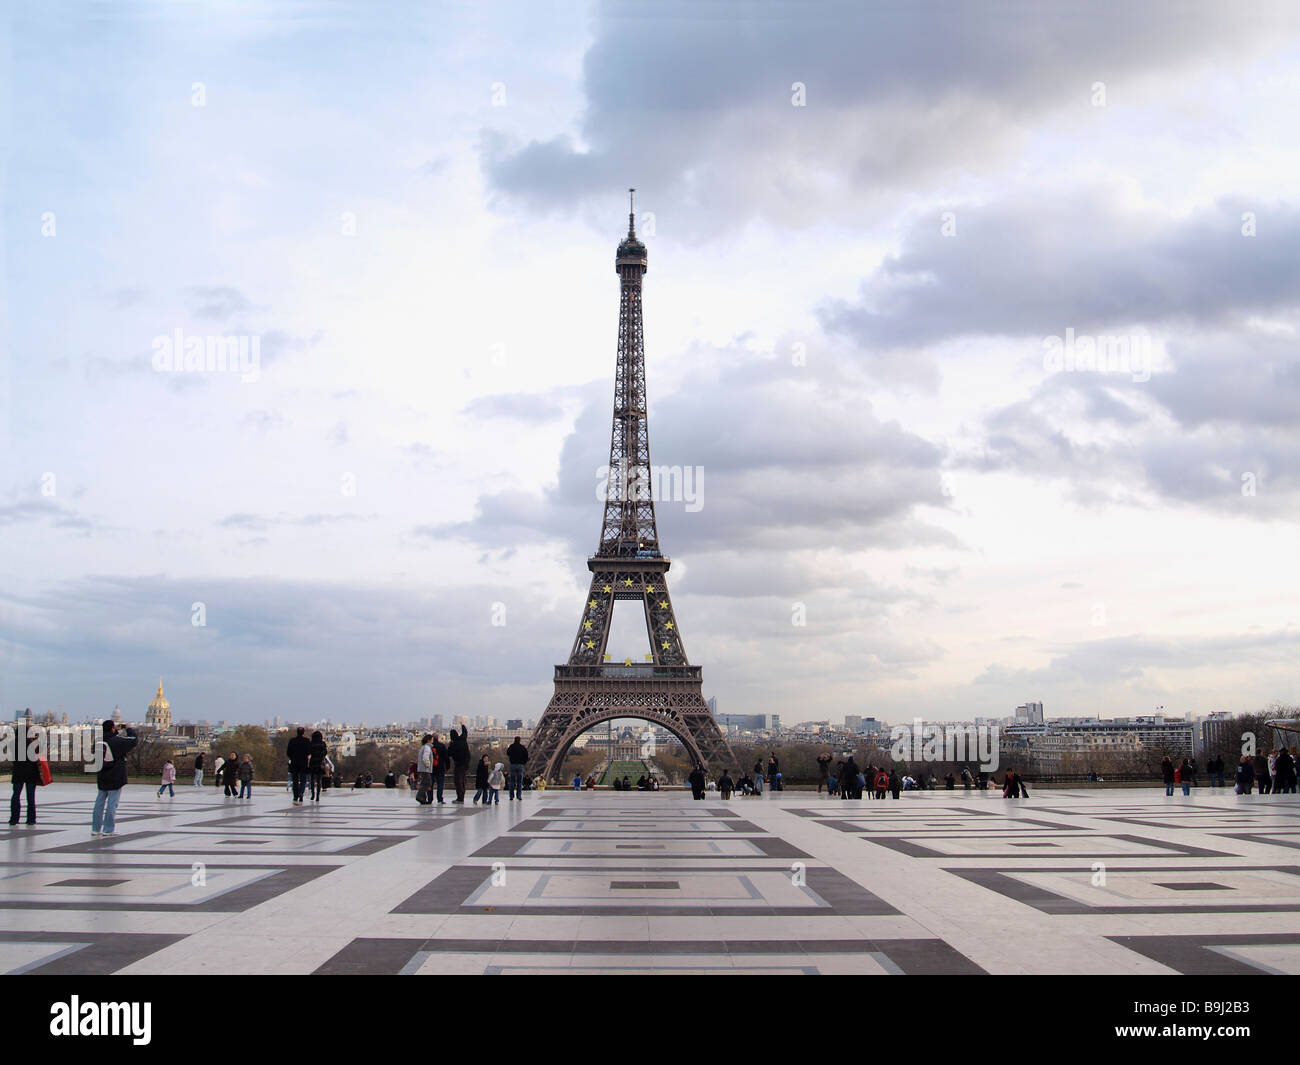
[508,764,524,799]
[472,787,488,804]
[92,789,122,834]
[239,781,252,798]
[488,787,499,804]
[1181,782,1190,796]
[193,770,203,787]
[434,768,446,802]
[1165,784,1174,795]
[157,783,174,796]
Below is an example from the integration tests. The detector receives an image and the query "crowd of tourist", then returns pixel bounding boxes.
[11,724,1300,835]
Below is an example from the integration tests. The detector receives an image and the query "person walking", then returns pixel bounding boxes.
[472,755,490,804]
[192,752,204,788]
[448,725,470,804]
[8,726,42,826]
[487,762,505,805]
[213,755,225,790]
[308,730,328,802]
[816,753,831,794]
[431,733,448,804]
[157,759,176,798]
[221,752,239,797]
[416,734,435,805]
[286,727,311,805]
[767,754,781,792]
[1161,756,1175,797]
[874,768,889,801]
[91,719,138,837]
[506,735,528,801]
[238,755,254,799]
[1254,751,1271,795]
[888,768,902,800]
[1277,748,1297,794]
[1236,756,1255,795]
[1176,758,1192,797]
[688,764,706,800]
[719,769,734,799]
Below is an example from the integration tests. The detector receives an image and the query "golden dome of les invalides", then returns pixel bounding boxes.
[145,678,171,732]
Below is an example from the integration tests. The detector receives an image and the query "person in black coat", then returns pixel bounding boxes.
[842,756,860,800]
[307,731,328,802]
[9,726,42,825]
[448,725,471,804]
[430,734,448,803]
[1236,756,1255,795]
[92,720,138,836]
[473,756,491,804]
[506,737,528,799]
[688,765,706,800]
[286,727,311,805]
[1276,748,1296,794]
[221,751,240,797]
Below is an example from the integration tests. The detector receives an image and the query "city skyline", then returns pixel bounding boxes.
[4,2,1300,727]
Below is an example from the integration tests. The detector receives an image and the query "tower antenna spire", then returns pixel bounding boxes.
[628,187,636,236]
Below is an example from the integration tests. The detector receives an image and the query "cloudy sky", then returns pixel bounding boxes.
[3,0,1299,727]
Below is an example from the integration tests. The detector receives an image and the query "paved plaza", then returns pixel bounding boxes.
[2,783,1298,975]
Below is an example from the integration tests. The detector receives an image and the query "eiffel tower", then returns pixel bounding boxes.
[527,192,734,783]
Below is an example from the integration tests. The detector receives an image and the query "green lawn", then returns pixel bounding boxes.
[598,759,653,785]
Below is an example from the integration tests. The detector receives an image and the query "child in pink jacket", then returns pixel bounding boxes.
[157,760,176,798]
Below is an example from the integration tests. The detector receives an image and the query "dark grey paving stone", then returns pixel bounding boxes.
[48,878,131,888]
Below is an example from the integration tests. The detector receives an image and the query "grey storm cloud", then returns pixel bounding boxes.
[460,392,569,423]
[820,195,1300,349]
[435,348,952,560]
[964,326,1300,514]
[973,629,1300,689]
[483,1,1295,230]
[0,574,575,720]
[217,513,375,532]
[0,499,96,533]
[186,286,253,321]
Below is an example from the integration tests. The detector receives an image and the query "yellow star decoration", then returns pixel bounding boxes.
[583,621,592,630]
[646,585,655,593]
[659,600,668,609]
[585,639,595,649]
[665,621,674,630]
[623,658,632,666]
[623,577,634,587]
[588,600,597,608]
[661,641,670,650]
[603,653,611,661]
[602,585,612,593]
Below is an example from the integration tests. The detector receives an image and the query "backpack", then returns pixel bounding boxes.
[429,746,440,769]
[1174,768,1182,783]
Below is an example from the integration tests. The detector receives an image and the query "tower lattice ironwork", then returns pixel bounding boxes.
[527,192,734,783]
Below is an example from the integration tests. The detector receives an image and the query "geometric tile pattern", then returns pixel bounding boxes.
[5,784,1298,974]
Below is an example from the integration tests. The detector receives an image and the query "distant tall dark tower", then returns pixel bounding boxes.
[527,192,734,782]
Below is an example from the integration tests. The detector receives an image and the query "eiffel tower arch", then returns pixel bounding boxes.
[528,192,734,784]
